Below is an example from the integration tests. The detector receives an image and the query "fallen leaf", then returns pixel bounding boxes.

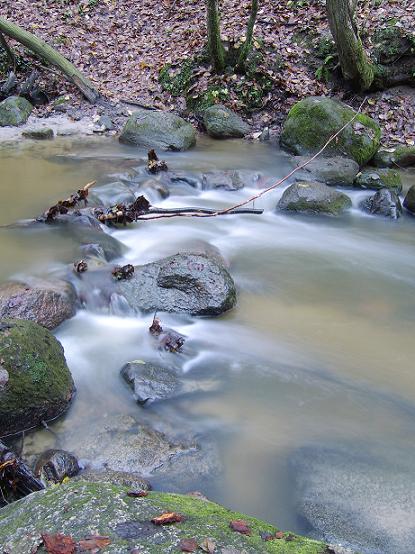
[179,538,198,552]
[229,520,251,535]
[127,490,149,498]
[42,533,76,554]
[200,538,216,552]
[275,531,285,539]
[78,536,111,551]
[151,512,184,525]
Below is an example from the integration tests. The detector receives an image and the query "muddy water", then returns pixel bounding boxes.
[1,136,415,554]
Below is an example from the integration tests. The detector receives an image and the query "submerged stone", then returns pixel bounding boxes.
[0,481,329,553]
[0,319,75,436]
[278,181,352,215]
[203,104,250,139]
[280,96,381,166]
[119,109,196,151]
[0,96,33,127]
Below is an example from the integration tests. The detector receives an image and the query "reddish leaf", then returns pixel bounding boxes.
[229,520,251,535]
[179,538,198,552]
[275,531,285,539]
[42,533,76,554]
[127,490,149,498]
[77,536,111,551]
[151,512,184,525]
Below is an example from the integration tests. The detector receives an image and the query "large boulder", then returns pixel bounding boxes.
[354,168,402,193]
[361,188,403,219]
[0,278,77,330]
[373,145,415,168]
[280,97,381,166]
[119,109,196,150]
[278,181,352,215]
[403,184,415,214]
[0,481,328,554]
[0,319,75,436]
[76,252,237,316]
[0,96,33,127]
[203,104,250,138]
[294,156,359,187]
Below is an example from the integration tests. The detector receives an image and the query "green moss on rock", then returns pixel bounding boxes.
[354,168,402,192]
[280,97,381,166]
[0,96,33,127]
[0,319,74,436]
[0,481,330,553]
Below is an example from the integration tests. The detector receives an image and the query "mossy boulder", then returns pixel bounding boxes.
[403,184,415,214]
[0,96,33,127]
[0,319,74,436]
[280,97,381,166]
[0,481,330,553]
[203,104,250,139]
[354,168,402,193]
[278,181,352,215]
[119,109,196,151]
[22,128,54,140]
[373,146,415,168]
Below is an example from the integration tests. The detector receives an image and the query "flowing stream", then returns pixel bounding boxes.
[1,136,415,554]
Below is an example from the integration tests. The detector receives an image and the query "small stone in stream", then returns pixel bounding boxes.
[22,128,54,140]
[229,520,251,535]
[74,259,88,273]
[361,188,402,219]
[98,115,114,130]
[151,512,184,525]
[127,490,149,498]
[112,264,134,280]
[35,449,80,484]
[179,538,198,552]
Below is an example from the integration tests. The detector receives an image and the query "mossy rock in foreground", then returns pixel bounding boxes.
[280,97,381,166]
[0,95,33,126]
[0,481,330,553]
[0,319,75,436]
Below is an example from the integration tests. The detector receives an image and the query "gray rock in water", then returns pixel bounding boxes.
[35,449,79,484]
[202,170,260,191]
[97,114,114,130]
[77,252,237,316]
[354,168,402,193]
[22,127,54,140]
[292,444,415,554]
[0,278,77,330]
[203,104,250,138]
[121,361,180,404]
[280,96,381,166]
[361,188,403,218]
[0,96,33,127]
[278,181,352,215]
[403,184,415,215]
[294,156,359,187]
[119,109,196,151]
[91,181,135,206]
[0,319,75,436]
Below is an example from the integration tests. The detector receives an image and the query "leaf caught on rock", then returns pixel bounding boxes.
[77,535,111,551]
[179,538,198,552]
[200,538,216,552]
[41,533,76,554]
[229,519,251,535]
[127,490,149,498]
[151,511,184,525]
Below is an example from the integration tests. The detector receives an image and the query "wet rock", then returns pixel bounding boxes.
[203,104,250,139]
[91,181,135,206]
[77,252,237,316]
[280,96,381,166]
[22,127,54,140]
[0,481,327,554]
[0,278,77,330]
[361,188,403,219]
[278,181,352,215]
[138,177,170,199]
[403,184,415,214]
[354,168,402,193]
[35,449,80,484]
[97,114,114,130]
[0,96,33,127]
[119,109,196,151]
[72,468,151,491]
[202,170,260,191]
[294,156,359,187]
[0,319,75,436]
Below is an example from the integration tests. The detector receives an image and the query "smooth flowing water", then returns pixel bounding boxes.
[1,136,415,554]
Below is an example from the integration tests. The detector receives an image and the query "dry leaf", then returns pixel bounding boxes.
[229,520,251,535]
[179,538,198,552]
[151,512,184,525]
[78,536,111,551]
[42,533,76,554]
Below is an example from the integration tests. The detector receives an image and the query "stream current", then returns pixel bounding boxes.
[1,136,415,554]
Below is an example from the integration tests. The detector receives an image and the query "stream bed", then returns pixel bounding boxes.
[1,136,415,554]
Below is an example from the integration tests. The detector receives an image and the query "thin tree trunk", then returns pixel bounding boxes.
[326,0,374,90]
[206,0,225,73]
[236,0,259,71]
[0,17,99,103]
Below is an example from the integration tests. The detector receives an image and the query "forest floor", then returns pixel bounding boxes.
[2,0,415,146]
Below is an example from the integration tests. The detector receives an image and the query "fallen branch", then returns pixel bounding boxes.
[41,181,96,222]
[0,17,99,103]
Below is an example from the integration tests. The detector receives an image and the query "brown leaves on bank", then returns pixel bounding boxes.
[179,538,198,552]
[229,519,251,535]
[151,511,184,525]
[41,533,110,553]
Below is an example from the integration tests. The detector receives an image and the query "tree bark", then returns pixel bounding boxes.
[206,0,225,73]
[0,17,99,103]
[326,0,374,90]
[236,0,259,71]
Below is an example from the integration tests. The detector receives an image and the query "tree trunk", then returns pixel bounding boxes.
[236,0,259,71]
[326,0,374,90]
[0,17,99,103]
[206,0,225,73]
